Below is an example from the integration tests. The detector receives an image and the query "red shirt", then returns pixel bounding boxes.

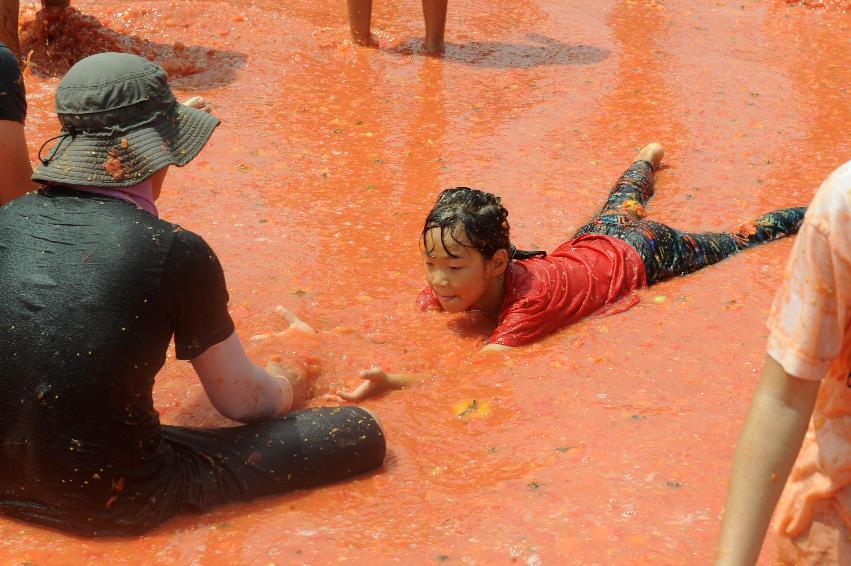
[417,234,647,347]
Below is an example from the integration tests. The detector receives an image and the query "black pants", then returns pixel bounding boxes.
[162,406,385,510]
[0,407,385,537]
[572,161,806,284]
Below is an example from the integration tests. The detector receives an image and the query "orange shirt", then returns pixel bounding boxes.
[768,160,851,539]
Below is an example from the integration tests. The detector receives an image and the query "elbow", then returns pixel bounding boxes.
[211,398,264,423]
[214,370,293,423]
[215,398,280,424]
[216,405,257,424]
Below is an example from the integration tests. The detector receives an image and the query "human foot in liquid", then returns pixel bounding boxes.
[634,142,664,170]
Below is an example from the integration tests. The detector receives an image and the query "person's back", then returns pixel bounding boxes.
[0,52,385,538]
[0,187,228,532]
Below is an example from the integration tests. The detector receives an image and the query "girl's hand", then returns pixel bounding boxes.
[337,367,407,402]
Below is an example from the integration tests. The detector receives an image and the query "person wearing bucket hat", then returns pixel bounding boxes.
[32,51,220,189]
[0,52,385,537]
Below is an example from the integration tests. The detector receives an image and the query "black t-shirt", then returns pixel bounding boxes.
[0,188,234,522]
[0,43,25,123]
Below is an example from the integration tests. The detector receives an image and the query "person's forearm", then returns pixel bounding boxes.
[238,362,293,421]
[715,357,820,566]
[203,362,293,423]
[192,332,294,423]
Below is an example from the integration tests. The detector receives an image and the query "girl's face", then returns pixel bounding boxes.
[422,226,507,314]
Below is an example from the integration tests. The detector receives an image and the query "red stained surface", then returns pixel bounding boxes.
[7,0,851,563]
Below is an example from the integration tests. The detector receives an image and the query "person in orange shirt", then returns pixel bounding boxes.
[346,0,448,53]
[715,160,851,565]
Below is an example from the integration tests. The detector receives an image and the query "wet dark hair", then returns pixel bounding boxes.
[420,187,546,260]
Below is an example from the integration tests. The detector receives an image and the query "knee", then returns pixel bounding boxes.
[350,406,386,468]
[358,406,384,436]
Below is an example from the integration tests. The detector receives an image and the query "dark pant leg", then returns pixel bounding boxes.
[614,221,741,283]
[739,207,807,245]
[573,160,655,239]
[615,206,807,284]
[161,406,386,514]
[600,159,656,213]
[0,408,384,537]
[572,160,805,283]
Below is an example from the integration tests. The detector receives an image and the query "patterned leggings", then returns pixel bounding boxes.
[572,161,806,284]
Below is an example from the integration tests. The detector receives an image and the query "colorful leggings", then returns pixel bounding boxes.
[572,161,806,284]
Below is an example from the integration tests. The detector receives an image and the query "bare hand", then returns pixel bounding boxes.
[266,361,308,407]
[337,367,406,402]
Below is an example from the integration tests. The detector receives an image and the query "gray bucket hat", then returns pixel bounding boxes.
[32,52,220,187]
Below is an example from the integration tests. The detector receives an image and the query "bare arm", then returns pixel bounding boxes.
[0,120,35,203]
[191,331,297,423]
[714,355,821,566]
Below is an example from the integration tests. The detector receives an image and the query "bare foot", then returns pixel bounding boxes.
[422,39,445,54]
[634,142,665,170]
[351,32,379,48]
[182,96,212,114]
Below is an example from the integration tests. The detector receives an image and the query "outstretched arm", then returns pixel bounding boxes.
[714,356,820,566]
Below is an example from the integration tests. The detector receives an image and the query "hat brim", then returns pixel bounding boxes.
[32,104,220,188]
